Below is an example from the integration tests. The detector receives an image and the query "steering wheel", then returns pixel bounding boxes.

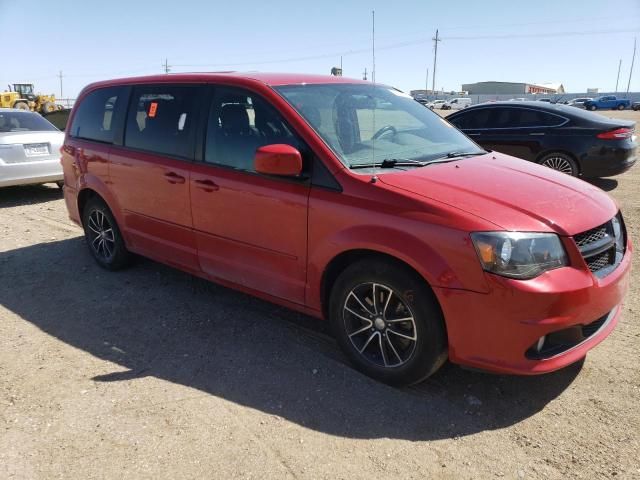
[372,125,397,140]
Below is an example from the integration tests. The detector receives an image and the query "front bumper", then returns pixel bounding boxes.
[434,242,632,375]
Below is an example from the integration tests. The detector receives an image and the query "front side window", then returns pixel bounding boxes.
[205,87,302,172]
[276,84,480,168]
[124,85,197,158]
[69,87,124,143]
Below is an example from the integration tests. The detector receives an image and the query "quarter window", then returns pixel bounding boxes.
[69,87,124,143]
[124,85,197,158]
[205,87,302,172]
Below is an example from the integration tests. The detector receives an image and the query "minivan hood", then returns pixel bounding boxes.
[379,153,617,235]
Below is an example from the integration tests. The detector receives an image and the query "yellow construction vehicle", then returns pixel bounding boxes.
[0,83,63,113]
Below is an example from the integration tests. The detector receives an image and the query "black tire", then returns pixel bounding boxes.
[55,181,64,189]
[616,104,625,111]
[13,101,29,110]
[42,101,55,113]
[537,152,579,176]
[589,105,597,111]
[329,258,447,386]
[82,197,131,270]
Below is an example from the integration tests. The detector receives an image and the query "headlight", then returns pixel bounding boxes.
[470,232,568,279]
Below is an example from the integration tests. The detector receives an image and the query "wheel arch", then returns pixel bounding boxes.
[320,249,443,322]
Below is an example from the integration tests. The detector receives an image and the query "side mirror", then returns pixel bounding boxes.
[254,144,302,177]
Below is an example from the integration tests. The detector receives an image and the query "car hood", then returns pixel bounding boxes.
[379,153,618,235]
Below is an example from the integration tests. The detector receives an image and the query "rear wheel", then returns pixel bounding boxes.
[82,197,131,270]
[329,259,447,386]
[538,152,578,176]
[13,102,29,110]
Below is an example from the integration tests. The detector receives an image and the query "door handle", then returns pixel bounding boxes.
[164,172,186,184]
[194,178,219,192]
[529,132,545,136]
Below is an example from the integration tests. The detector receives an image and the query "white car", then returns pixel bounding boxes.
[0,109,64,188]
[429,99,449,110]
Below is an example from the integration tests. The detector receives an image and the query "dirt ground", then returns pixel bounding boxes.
[1,111,638,480]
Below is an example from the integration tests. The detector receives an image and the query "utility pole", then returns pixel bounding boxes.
[57,70,63,99]
[626,37,636,96]
[162,58,171,74]
[615,59,622,93]
[340,56,343,73]
[432,29,441,95]
[426,67,429,92]
[363,67,368,81]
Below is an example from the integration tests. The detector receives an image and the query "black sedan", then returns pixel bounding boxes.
[446,102,637,177]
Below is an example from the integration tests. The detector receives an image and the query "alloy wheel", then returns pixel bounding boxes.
[343,282,418,368]
[541,156,574,175]
[87,209,115,260]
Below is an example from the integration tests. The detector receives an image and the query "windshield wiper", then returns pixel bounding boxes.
[349,158,427,169]
[444,150,485,159]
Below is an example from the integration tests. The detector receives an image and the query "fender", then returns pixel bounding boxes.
[77,172,131,246]
[306,223,490,313]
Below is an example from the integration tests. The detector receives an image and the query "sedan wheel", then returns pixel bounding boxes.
[539,153,578,176]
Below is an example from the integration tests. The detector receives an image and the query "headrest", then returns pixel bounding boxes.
[220,103,249,132]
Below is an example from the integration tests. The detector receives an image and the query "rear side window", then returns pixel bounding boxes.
[69,87,124,143]
[0,111,58,132]
[449,108,491,129]
[124,85,198,158]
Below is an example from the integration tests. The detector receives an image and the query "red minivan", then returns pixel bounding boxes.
[61,73,632,385]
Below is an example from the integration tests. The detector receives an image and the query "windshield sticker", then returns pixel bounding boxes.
[148,102,158,118]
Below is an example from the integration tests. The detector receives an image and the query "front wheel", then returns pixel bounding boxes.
[329,259,447,386]
[617,104,625,110]
[82,197,131,270]
[589,105,597,111]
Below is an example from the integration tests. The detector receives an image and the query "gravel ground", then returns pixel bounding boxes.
[1,111,638,479]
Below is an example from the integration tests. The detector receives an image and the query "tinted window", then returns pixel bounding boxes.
[124,85,197,158]
[205,87,302,172]
[69,87,123,142]
[0,111,58,132]
[449,108,491,129]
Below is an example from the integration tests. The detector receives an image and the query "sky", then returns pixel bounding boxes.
[1,0,639,100]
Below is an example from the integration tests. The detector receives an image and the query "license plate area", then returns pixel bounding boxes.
[23,143,50,156]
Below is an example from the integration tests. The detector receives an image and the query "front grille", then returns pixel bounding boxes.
[574,225,607,248]
[586,250,613,272]
[573,215,625,278]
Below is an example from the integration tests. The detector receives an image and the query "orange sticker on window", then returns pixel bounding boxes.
[148,102,158,118]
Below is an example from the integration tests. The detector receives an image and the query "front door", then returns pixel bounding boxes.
[109,84,201,270]
[190,86,310,304]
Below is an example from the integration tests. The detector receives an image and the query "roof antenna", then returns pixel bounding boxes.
[370,9,377,179]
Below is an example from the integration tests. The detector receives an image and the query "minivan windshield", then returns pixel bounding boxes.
[275,84,483,168]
